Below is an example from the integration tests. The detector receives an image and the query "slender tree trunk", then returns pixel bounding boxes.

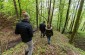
[62,0,72,34]
[69,5,76,32]
[13,0,19,18]
[58,0,62,31]
[50,0,55,25]
[47,0,51,24]
[57,13,60,31]
[58,0,65,32]
[40,0,42,23]
[18,0,22,19]
[36,0,39,28]
[43,1,45,21]
[69,0,84,43]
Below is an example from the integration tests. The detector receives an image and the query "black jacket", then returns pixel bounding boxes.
[39,23,46,33]
[15,19,33,43]
[45,27,53,37]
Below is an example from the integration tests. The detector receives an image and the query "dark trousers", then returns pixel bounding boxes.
[40,31,45,37]
[47,36,51,44]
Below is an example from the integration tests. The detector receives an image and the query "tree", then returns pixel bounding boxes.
[58,0,62,31]
[13,0,19,18]
[69,0,84,43]
[69,0,80,32]
[62,0,72,34]
[58,0,65,31]
[18,0,22,19]
[47,0,51,24]
[50,0,56,25]
[40,0,42,22]
[36,0,39,28]
[57,13,60,31]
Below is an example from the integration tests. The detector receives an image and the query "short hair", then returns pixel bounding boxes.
[43,21,45,23]
[22,11,30,19]
[47,24,50,29]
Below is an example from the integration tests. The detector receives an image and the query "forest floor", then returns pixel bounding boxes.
[74,32,85,51]
[0,28,85,55]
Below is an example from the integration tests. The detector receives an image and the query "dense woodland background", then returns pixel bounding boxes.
[0,0,85,55]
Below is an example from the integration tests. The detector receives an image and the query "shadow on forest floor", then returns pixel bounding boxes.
[74,33,85,51]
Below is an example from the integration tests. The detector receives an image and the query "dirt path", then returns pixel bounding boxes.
[1,30,81,55]
[7,38,21,49]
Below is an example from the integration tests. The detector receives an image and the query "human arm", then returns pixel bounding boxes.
[15,24,20,34]
[51,29,53,36]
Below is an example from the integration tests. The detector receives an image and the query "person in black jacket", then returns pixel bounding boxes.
[39,21,46,37]
[45,24,53,44]
[15,11,33,55]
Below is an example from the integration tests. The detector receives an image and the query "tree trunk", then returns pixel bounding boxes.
[18,0,22,19]
[69,0,80,32]
[13,0,19,18]
[36,0,39,28]
[50,0,55,25]
[58,0,62,31]
[69,0,84,43]
[58,0,65,32]
[47,0,51,24]
[57,13,60,31]
[62,0,72,34]
[40,0,42,23]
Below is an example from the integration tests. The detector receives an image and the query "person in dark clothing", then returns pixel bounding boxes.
[45,24,53,44]
[15,11,33,55]
[15,19,33,42]
[39,21,46,37]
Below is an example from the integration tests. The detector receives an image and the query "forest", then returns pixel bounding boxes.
[0,0,85,55]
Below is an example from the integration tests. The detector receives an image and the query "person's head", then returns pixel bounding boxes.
[43,21,45,24]
[47,24,51,29]
[22,11,30,20]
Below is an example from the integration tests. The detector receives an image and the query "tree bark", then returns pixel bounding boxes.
[58,0,65,32]
[50,0,55,25]
[36,0,39,28]
[69,0,84,43]
[62,0,72,34]
[40,0,42,23]
[58,0,62,31]
[13,0,19,18]
[57,13,60,31]
[18,0,22,19]
[47,0,51,24]
[69,0,80,32]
